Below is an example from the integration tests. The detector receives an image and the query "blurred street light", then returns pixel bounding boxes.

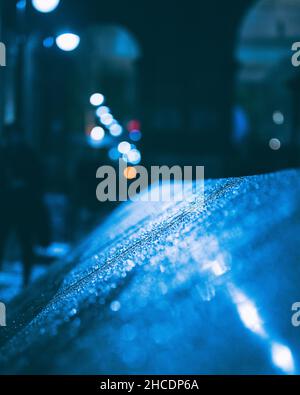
[88,126,105,148]
[96,106,110,117]
[15,0,80,132]
[118,141,131,154]
[90,126,105,141]
[272,111,285,125]
[32,0,60,13]
[269,138,281,151]
[90,93,105,107]
[56,33,80,51]
[100,113,114,126]
[109,123,123,137]
[127,149,141,165]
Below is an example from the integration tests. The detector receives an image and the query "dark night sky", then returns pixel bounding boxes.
[5,1,253,38]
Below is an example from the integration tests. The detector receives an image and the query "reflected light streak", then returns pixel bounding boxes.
[271,343,295,375]
[202,254,228,277]
[228,284,266,338]
[202,239,296,374]
[227,283,295,374]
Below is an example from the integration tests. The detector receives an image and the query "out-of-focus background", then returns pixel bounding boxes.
[0,0,300,298]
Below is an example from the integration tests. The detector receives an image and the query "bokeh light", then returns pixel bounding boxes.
[272,111,284,125]
[269,138,281,151]
[90,126,105,141]
[90,93,105,107]
[32,0,60,13]
[127,149,141,165]
[56,33,80,52]
[127,120,141,132]
[118,141,131,154]
[129,129,142,142]
[16,0,26,10]
[124,166,137,180]
[109,123,123,137]
[96,106,110,117]
[108,147,120,161]
[100,113,114,126]
[43,37,54,48]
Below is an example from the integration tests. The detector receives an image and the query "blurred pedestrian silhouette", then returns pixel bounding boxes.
[0,124,50,287]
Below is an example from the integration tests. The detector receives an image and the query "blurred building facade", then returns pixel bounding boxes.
[235,0,300,174]
[1,0,299,186]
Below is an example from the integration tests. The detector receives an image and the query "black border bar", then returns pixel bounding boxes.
[0,375,299,391]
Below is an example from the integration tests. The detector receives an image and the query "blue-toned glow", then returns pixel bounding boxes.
[108,147,120,161]
[90,93,105,107]
[129,129,142,142]
[16,0,26,10]
[32,0,60,13]
[43,37,54,48]
[110,301,121,312]
[273,111,284,125]
[118,141,131,155]
[35,243,70,259]
[233,106,249,143]
[228,284,266,338]
[56,33,80,52]
[1,169,300,374]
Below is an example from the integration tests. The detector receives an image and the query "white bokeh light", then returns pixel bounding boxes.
[96,106,110,117]
[100,113,114,126]
[118,141,131,154]
[127,149,141,165]
[109,124,123,137]
[56,33,80,52]
[90,93,105,107]
[90,126,105,142]
[269,138,281,151]
[32,0,60,13]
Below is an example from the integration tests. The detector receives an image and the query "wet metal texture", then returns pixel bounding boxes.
[0,170,300,374]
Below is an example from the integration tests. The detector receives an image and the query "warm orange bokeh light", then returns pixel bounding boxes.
[124,166,137,180]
